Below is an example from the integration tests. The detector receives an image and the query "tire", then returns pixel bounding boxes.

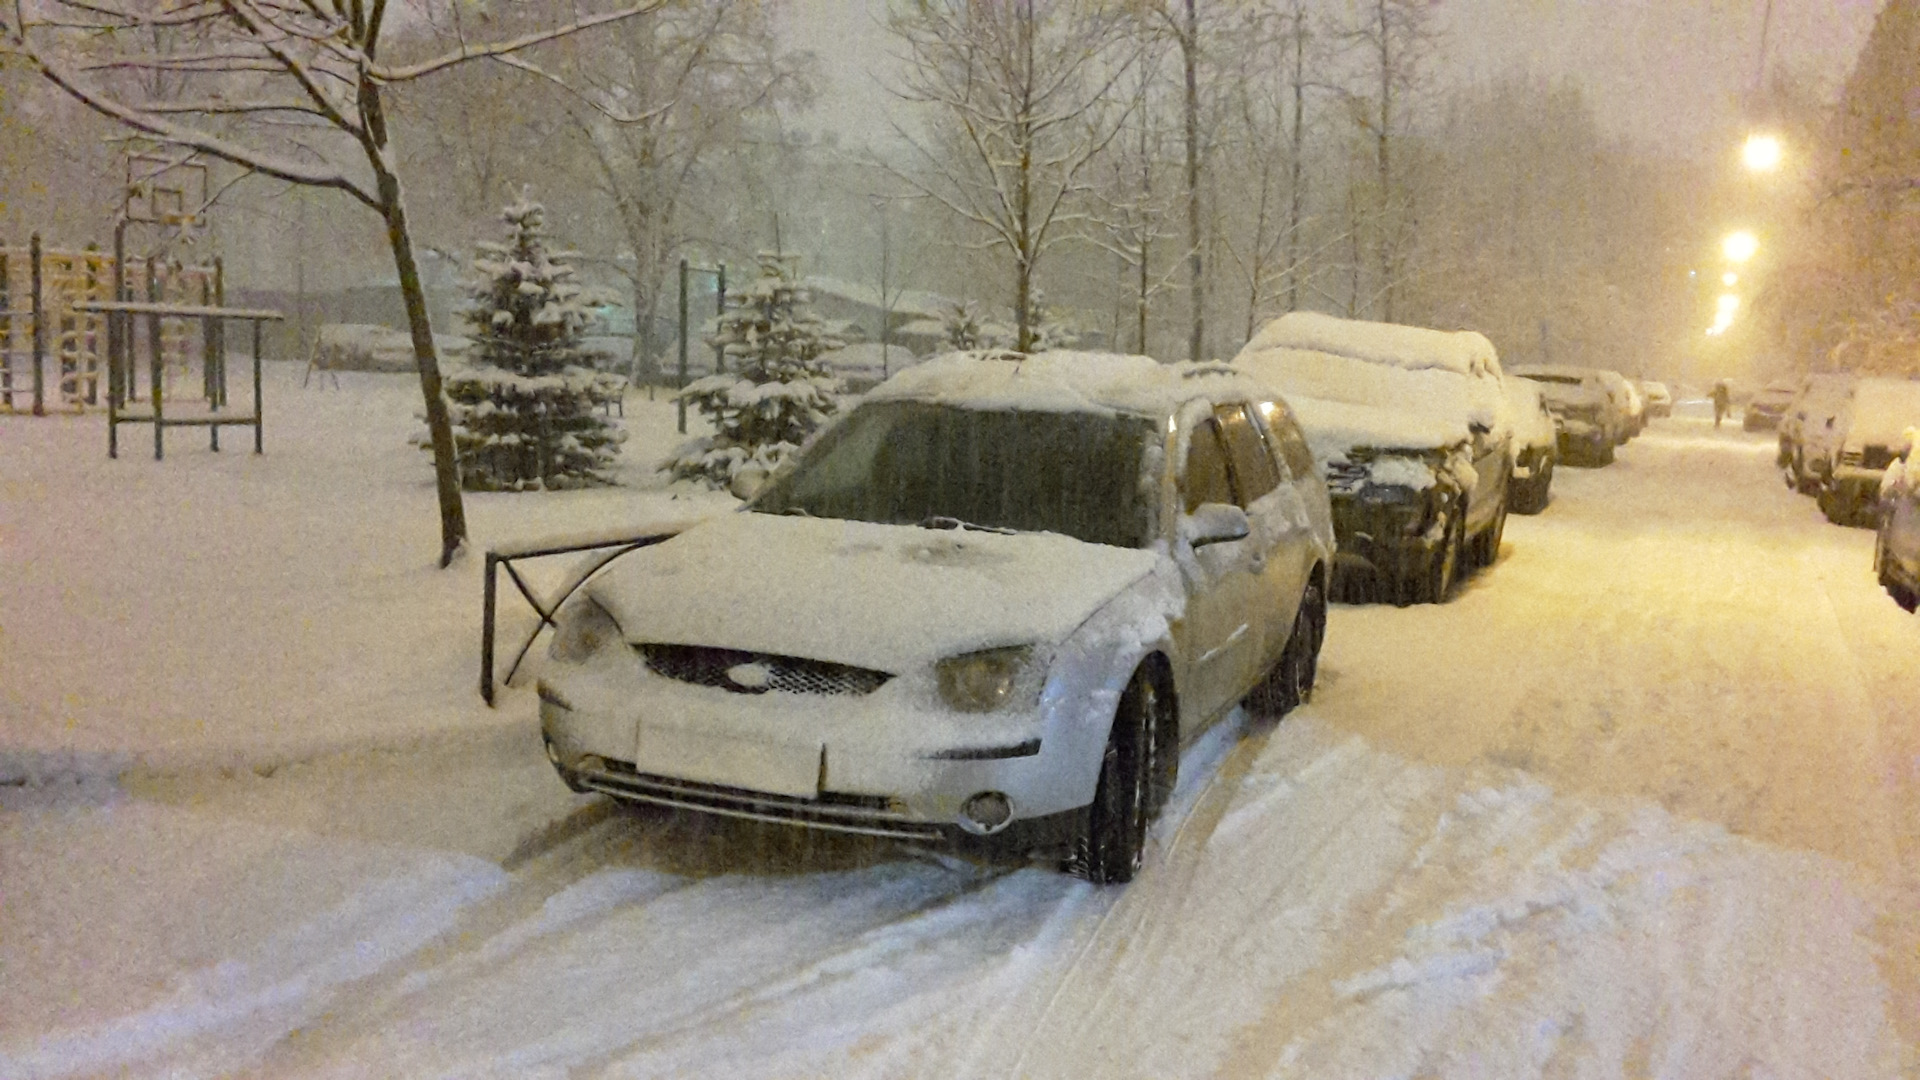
[1416,512,1464,604]
[1078,668,1169,885]
[1595,441,1615,466]
[1472,498,1508,568]
[1512,459,1551,514]
[1819,485,1846,525]
[1247,575,1327,718]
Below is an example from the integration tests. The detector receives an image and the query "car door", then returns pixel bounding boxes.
[1218,401,1308,653]
[1172,410,1266,729]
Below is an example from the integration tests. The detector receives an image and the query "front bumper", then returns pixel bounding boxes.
[1556,424,1610,461]
[1744,410,1785,431]
[1328,492,1438,583]
[539,654,1104,843]
[1829,467,1886,517]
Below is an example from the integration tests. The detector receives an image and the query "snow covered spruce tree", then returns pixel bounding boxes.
[671,252,842,488]
[442,197,626,491]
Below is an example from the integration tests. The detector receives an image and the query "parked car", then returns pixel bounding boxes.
[1640,380,1673,419]
[1233,311,1512,605]
[539,350,1336,885]
[1509,364,1618,465]
[1782,373,1856,493]
[1503,375,1558,513]
[1876,434,1920,611]
[1594,369,1642,441]
[1743,379,1795,432]
[1819,377,1920,526]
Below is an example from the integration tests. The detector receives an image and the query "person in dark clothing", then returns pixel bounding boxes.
[1711,381,1731,428]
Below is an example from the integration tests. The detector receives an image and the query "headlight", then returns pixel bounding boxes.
[936,645,1038,713]
[550,594,622,662]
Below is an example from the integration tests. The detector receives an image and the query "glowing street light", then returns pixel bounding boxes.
[1742,132,1784,173]
[1723,272,1739,286]
[1723,230,1760,264]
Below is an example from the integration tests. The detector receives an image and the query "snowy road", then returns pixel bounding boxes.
[5,412,1917,1077]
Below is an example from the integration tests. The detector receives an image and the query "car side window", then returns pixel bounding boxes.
[1183,417,1237,513]
[1217,403,1281,505]
[1256,400,1319,480]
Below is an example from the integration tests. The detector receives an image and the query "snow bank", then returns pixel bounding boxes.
[1243,310,1501,379]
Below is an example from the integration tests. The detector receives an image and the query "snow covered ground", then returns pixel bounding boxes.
[3,372,1917,1077]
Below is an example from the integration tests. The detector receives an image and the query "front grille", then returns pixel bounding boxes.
[638,643,892,696]
[1841,450,1864,467]
[1324,460,1370,495]
[587,758,934,840]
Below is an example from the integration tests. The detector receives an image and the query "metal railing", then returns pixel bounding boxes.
[479,525,690,705]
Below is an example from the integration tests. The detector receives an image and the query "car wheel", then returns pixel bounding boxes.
[1247,575,1327,718]
[1596,441,1615,466]
[1819,485,1846,524]
[1473,498,1508,566]
[1512,459,1552,514]
[1079,668,1165,885]
[1417,511,1464,604]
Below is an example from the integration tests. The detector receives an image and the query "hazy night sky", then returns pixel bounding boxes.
[782,0,1882,160]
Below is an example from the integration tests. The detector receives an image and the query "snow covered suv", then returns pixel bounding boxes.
[1233,312,1512,605]
[1820,377,1920,526]
[1781,373,1856,493]
[538,351,1336,884]
[1509,365,1616,465]
[1503,375,1558,514]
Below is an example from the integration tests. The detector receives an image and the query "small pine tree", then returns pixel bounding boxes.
[440,196,625,491]
[671,252,843,487]
[942,301,987,351]
[1028,288,1080,352]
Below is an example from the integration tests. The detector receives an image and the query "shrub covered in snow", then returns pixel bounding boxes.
[670,252,843,487]
[436,196,625,491]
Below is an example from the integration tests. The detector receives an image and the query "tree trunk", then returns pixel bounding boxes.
[1375,0,1394,323]
[1286,7,1306,314]
[366,84,467,567]
[1183,0,1204,361]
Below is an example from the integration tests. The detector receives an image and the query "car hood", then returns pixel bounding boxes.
[586,511,1160,673]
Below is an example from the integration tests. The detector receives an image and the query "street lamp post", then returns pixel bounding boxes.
[676,257,726,435]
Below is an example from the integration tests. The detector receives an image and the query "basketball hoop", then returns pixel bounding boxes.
[124,152,209,234]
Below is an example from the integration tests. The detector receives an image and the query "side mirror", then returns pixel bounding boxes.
[1183,502,1251,548]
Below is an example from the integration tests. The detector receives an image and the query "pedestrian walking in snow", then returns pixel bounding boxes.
[1712,381,1731,428]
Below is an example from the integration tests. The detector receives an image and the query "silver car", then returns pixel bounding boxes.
[538,351,1336,884]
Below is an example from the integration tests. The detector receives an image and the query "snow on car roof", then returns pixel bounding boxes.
[864,349,1278,418]
[1283,393,1465,462]
[1242,311,1501,378]
[1231,343,1510,452]
[1846,377,1920,447]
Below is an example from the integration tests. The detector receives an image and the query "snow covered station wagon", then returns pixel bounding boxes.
[1233,313,1513,605]
[538,350,1335,883]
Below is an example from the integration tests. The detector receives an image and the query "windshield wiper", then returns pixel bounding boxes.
[915,514,1017,535]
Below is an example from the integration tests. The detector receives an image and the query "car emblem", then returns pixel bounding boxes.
[725,662,774,691]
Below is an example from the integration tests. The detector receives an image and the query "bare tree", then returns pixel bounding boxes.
[1213,0,1340,341]
[885,0,1135,352]
[1133,0,1211,360]
[1088,52,1178,354]
[1344,0,1438,323]
[553,0,811,380]
[2,1,660,566]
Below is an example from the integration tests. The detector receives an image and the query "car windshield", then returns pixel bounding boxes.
[751,400,1158,549]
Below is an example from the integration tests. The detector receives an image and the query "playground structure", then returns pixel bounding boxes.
[0,233,222,416]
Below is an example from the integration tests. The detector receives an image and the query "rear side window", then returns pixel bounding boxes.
[1217,403,1282,503]
[1256,400,1318,480]
[1183,418,1236,513]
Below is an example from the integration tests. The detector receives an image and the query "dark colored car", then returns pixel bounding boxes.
[1820,377,1920,526]
[1876,440,1920,611]
[1509,365,1617,466]
[1743,380,1795,432]
[1234,312,1513,605]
